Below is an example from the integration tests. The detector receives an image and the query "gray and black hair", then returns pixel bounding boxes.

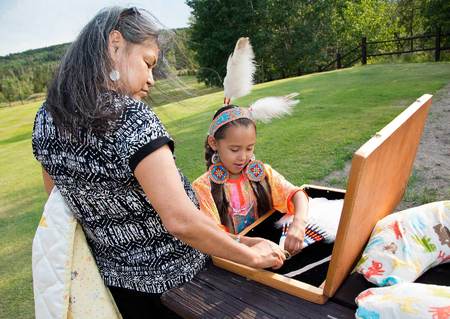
[46,6,162,132]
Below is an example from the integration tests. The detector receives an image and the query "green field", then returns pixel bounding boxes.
[1,63,450,318]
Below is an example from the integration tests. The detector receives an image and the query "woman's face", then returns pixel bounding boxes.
[119,41,159,100]
[109,32,159,100]
[210,124,257,177]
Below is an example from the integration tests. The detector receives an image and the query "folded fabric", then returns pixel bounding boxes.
[355,200,450,286]
[276,197,344,244]
[32,187,121,319]
[355,283,450,319]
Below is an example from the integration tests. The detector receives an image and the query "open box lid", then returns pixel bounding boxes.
[323,94,432,297]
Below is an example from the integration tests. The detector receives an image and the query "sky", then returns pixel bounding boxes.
[0,0,192,56]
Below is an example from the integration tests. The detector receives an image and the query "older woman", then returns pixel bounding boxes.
[32,6,285,318]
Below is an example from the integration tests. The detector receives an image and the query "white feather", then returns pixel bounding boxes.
[248,93,300,123]
[223,37,256,100]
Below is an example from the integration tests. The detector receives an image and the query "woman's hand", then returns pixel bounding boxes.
[248,239,285,269]
[239,236,266,247]
[284,222,305,256]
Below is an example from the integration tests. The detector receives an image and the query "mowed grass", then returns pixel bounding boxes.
[1,63,450,318]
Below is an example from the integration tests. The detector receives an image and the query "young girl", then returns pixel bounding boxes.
[193,104,309,256]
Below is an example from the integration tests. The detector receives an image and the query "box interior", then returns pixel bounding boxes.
[243,186,345,288]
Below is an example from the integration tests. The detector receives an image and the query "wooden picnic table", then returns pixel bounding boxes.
[162,261,450,319]
[161,262,356,319]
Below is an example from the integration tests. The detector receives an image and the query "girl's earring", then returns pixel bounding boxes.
[245,156,265,182]
[212,152,220,164]
[208,162,229,184]
[109,70,120,82]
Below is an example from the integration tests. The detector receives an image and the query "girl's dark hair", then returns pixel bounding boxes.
[205,105,273,232]
[46,6,161,132]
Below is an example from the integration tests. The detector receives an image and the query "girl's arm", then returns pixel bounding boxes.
[134,145,285,269]
[284,190,309,255]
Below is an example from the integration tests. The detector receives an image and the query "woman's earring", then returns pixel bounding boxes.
[245,157,265,182]
[212,152,220,164]
[109,70,120,82]
[208,162,229,184]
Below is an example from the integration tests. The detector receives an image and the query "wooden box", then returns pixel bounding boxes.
[212,94,432,304]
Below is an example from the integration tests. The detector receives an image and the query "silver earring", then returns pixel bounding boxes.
[250,154,256,161]
[109,70,120,82]
[212,152,220,164]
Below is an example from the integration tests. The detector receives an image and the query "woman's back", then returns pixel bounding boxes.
[32,92,208,293]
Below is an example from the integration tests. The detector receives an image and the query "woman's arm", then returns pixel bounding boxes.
[42,168,55,196]
[134,145,285,269]
[284,190,309,255]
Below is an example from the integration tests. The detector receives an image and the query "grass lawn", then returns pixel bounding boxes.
[1,63,450,318]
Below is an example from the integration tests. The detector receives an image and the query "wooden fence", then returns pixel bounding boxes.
[319,28,450,72]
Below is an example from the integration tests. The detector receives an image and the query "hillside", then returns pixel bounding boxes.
[0,28,195,104]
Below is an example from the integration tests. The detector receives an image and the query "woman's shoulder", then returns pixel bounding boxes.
[110,93,166,135]
[110,93,155,118]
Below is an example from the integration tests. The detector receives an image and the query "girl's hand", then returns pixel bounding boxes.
[284,222,305,256]
[249,240,285,269]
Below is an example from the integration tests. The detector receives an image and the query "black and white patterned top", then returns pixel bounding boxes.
[32,93,209,293]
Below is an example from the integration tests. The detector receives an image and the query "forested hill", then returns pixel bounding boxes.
[0,43,70,66]
[0,43,70,103]
[0,28,194,104]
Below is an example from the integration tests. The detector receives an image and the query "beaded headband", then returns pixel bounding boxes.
[208,107,252,136]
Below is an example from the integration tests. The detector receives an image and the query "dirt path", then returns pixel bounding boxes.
[315,83,450,211]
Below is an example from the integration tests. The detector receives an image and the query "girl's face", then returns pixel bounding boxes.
[210,124,257,176]
[109,31,159,100]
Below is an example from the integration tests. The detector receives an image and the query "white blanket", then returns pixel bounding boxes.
[32,187,121,319]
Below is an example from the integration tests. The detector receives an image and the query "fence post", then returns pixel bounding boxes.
[435,26,441,62]
[336,52,342,69]
[361,37,367,65]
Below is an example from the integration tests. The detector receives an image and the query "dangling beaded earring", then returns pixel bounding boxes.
[245,154,265,182]
[208,152,229,184]
[109,70,120,82]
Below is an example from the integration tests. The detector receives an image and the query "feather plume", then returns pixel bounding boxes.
[248,93,300,123]
[223,37,256,101]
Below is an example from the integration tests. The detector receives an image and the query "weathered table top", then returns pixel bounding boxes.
[162,261,450,318]
[161,263,355,319]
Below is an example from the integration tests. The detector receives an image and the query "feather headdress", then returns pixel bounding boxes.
[223,37,256,102]
[209,37,300,136]
[248,93,299,123]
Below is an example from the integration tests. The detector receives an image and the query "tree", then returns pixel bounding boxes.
[186,0,258,86]
[422,0,450,33]
[1,76,20,105]
[187,0,405,86]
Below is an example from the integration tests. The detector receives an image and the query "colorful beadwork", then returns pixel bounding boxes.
[208,107,251,136]
[245,160,265,182]
[208,163,229,184]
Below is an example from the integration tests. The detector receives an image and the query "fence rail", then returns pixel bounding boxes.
[319,28,450,72]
